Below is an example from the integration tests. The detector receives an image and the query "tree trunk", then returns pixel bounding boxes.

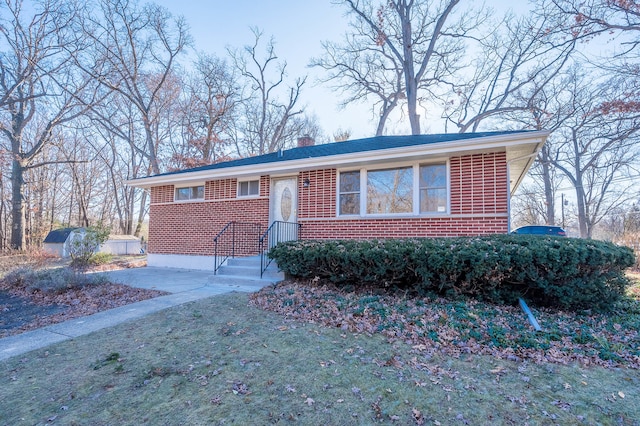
[144,121,161,175]
[134,189,148,238]
[539,147,556,225]
[575,180,589,238]
[400,7,420,135]
[10,159,27,250]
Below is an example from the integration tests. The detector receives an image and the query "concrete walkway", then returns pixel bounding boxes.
[0,267,273,361]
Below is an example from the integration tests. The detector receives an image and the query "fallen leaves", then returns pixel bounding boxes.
[231,381,250,395]
[0,280,166,338]
[249,281,640,370]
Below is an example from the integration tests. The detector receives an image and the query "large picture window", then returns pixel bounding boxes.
[339,171,360,215]
[367,167,413,214]
[175,185,204,201]
[338,162,448,216]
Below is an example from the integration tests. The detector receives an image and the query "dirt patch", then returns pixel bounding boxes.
[0,291,67,333]
[0,255,164,338]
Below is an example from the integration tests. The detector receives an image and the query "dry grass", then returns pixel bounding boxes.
[1,293,639,425]
[628,270,640,299]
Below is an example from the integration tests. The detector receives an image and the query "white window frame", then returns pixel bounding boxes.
[366,166,414,215]
[418,163,448,214]
[337,160,449,217]
[174,183,205,202]
[338,170,361,215]
[237,179,260,198]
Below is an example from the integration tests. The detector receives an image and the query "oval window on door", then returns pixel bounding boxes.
[281,187,292,221]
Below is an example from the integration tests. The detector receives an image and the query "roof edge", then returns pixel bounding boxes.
[127,130,550,188]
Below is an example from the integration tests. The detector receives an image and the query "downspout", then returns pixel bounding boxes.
[506,162,512,233]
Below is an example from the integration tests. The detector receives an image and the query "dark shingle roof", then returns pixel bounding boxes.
[43,227,78,243]
[151,130,531,178]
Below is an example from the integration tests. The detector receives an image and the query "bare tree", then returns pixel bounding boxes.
[504,70,581,226]
[168,53,239,169]
[87,90,149,236]
[546,0,640,41]
[443,10,577,133]
[79,0,190,174]
[316,0,485,135]
[311,21,405,136]
[547,71,640,238]
[0,0,95,250]
[543,0,640,96]
[229,29,312,156]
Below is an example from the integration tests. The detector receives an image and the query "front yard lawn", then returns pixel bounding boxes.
[1,280,639,425]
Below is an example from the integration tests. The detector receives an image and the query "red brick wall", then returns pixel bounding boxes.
[207,179,236,199]
[450,152,507,215]
[148,176,270,255]
[150,185,174,204]
[148,153,509,256]
[299,169,336,219]
[299,152,509,239]
[299,216,507,239]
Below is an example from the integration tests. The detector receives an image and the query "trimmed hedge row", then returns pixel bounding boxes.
[268,236,636,311]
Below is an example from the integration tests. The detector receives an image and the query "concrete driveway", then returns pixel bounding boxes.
[0,267,273,361]
[103,266,271,294]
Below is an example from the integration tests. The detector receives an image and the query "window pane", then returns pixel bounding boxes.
[367,167,413,214]
[176,187,190,200]
[192,186,204,199]
[340,171,360,192]
[420,188,447,212]
[239,180,259,196]
[239,181,248,196]
[249,180,259,195]
[340,194,360,215]
[420,164,446,187]
[176,186,203,201]
[419,164,446,213]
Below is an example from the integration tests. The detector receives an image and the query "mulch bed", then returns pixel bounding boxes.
[0,292,67,334]
[0,259,166,338]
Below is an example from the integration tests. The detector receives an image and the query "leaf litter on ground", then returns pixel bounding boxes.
[1,290,638,425]
[249,279,640,370]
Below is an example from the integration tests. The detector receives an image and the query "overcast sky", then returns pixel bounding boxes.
[153,1,522,140]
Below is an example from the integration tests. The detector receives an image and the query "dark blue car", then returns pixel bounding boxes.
[511,225,567,237]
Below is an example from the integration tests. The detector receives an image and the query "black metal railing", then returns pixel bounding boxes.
[213,221,263,274]
[259,221,302,278]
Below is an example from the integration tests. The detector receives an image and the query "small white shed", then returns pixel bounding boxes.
[43,227,78,257]
[100,235,143,255]
[43,228,143,257]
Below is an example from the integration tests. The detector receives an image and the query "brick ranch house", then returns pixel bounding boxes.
[128,130,548,271]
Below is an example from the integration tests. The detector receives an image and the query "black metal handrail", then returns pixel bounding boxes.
[213,221,263,274]
[259,221,302,278]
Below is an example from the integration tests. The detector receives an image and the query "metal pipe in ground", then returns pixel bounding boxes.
[518,297,542,332]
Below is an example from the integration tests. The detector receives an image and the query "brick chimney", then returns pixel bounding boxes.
[297,135,315,148]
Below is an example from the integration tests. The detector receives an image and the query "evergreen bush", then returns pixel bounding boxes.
[269,236,635,312]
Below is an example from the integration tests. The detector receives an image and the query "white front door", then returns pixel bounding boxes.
[269,177,298,246]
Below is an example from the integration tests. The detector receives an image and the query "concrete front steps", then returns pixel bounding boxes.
[209,255,284,288]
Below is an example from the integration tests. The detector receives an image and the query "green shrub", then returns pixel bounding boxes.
[3,266,109,294]
[89,252,113,265]
[269,236,635,312]
[69,225,111,269]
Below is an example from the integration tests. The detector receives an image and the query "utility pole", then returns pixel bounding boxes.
[561,193,567,229]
